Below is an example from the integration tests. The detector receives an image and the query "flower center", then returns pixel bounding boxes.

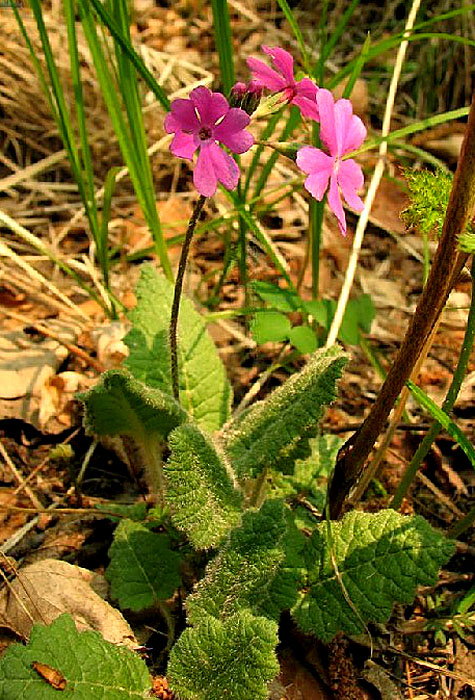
[198,126,213,141]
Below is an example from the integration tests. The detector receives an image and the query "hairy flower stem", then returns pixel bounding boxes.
[329,93,475,520]
[169,195,206,401]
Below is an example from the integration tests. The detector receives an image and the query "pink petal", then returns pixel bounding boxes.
[342,112,367,154]
[316,89,338,155]
[333,98,355,156]
[295,77,319,100]
[214,109,253,153]
[169,131,198,160]
[338,159,365,211]
[194,143,240,197]
[303,171,331,201]
[292,94,320,121]
[165,99,200,133]
[262,45,295,84]
[190,86,229,127]
[327,172,347,235]
[246,56,286,92]
[296,146,333,175]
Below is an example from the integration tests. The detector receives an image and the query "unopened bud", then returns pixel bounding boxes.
[229,80,263,115]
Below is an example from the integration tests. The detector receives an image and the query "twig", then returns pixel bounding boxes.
[0,439,43,511]
[329,90,475,519]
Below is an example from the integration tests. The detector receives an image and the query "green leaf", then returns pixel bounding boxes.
[106,519,182,611]
[125,265,233,432]
[186,500,301,624]
[79,368,187,492]
[288,325,318,354]
[250,311,291,344]
[165,424,243,549]
[251,280,301,312]
[407,380,475,471]
[270,433,343,515]
[167,610,279,700]
[221,345,347,478]
[0,613,151,699]
[80,368,186,440]
[292,510,455,642]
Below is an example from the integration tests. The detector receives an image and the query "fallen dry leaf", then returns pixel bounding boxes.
[0,559,137,649]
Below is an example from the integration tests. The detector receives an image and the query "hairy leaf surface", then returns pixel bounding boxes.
[0,613,151,699]
[186,500,303,624]
[166,424,243,549]
[220,345,347,478]
[80,368,186,439]
[292,510,455,641]
[124,265,232,431]
[167,610,279,700]
[106,519,182,611]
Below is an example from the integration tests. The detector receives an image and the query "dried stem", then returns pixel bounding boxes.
[329,92,475,519]
[169,194,206,401]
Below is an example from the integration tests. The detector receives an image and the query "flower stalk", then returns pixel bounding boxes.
[328,91,475,519]
[169,195,207,401]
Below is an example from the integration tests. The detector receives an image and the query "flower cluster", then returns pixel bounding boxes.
[164,46,366,234]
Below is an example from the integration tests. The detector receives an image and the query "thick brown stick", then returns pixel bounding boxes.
[329,93,475,519]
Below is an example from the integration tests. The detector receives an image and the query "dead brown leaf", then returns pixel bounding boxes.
[0,559,137,649]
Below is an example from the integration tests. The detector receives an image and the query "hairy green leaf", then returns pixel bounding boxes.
[79,368,187,491]
[167,610,279,700]
[80,368,186,439]
[0,613,151,699]
[270,433,343,518]
[106,519,182,611]
[292,510,455,642]
[124,265,232,432]
[166,424,243,549]
[220,345,347,478]
[187,500,302,624]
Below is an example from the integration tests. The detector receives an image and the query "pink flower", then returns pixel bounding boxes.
[296,89,366,235]
[164,86,254,197]
[246,46,319,121]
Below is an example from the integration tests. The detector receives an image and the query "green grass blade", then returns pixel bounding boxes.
[88,0,170,111]
[78,0,172,280]
[211,0,235,95]
[353,107,470,157]
[64,0,101,246]
[275,0,310,71]
[406,380,475,472]
[329,32,475,90]
[342,31,371,98]
[226,193,294,289]
[252,107,301,202]
[321,0,360,67]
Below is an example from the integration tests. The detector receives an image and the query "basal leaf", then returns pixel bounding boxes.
[270,433,343,516]
[124,265,232,431]
[220,345,347,478]
[0,613,151,699]
[292,509,455,642]
[165,424,243,550]
[186,500,301,624]
[80,368,186,440]
[167,610,279,700]
[106,519,182,611]
[79,368,187,491]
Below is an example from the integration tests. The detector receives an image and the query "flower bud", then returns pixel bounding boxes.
[229,80,263,115]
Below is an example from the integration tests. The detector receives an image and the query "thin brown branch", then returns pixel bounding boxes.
[329,92,475,519]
